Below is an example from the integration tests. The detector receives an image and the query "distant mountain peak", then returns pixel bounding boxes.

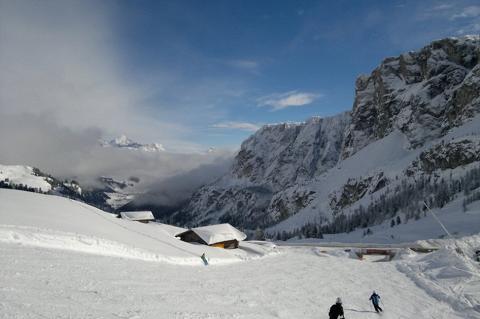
[101,135,165,152]
[113,134,133,146]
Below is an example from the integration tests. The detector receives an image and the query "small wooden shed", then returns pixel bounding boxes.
[176,223,247,249]
[119,211,155,223]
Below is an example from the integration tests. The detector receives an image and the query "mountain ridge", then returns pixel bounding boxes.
[174,36,480,238]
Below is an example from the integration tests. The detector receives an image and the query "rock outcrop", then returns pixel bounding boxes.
[342,36,480,158]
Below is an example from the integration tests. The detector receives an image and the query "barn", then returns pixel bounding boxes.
[176,223,247,249]
[119,211,155,223]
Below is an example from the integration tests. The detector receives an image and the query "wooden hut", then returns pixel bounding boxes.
[176,223,247,249]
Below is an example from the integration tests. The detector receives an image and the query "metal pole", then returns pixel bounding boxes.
[423,201,452,238]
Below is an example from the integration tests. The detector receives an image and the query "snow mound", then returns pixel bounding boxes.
[0,224,199,264]
[391,248,417,261]
[396,234,480,318]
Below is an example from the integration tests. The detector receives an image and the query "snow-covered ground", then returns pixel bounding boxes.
[1,241,479,318]
[0,189,274,265]
[1,189,479,318]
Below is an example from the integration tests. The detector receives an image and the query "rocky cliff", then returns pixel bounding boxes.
[342,36,480,158]
[176,114,350,228]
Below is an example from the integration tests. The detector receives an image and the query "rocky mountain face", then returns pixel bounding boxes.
[232,114,350,189]
[342,36,480,158]
[175,36,480,236]
[175,114,350,228]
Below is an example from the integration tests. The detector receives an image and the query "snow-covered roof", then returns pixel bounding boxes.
[119,211,154,221]
[152,223,187,237]
[183,224,247,245]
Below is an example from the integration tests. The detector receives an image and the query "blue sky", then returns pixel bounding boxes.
[2,0,480,151]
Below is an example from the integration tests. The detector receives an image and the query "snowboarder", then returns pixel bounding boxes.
[369,291,383,313]
[329,297,345,319]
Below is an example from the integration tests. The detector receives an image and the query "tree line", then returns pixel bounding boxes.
[0,179,47,194]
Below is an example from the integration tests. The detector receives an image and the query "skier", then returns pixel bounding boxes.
[329,297,345,319]
[201,252,208,265]
[369,291,383,313]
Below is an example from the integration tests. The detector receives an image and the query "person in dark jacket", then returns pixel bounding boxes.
[369,291,383,313]
[329,297,345,319]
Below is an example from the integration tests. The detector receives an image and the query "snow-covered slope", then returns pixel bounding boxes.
[1,227,478,318]
[0,164,52,192]
[177,36,480,239]
[266,115,480,236]
[1,184,479,318]
[0,189,274,265]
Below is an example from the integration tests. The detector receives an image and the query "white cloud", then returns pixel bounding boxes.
[257,91,321,111]
[0,0,236,202]
[0,112,234,204]
[451,6,480,19]
[229,60,258,69]
[431,4,453,11]
[211,121,261,132]
[0,0,189,147]
[226,59,260,74]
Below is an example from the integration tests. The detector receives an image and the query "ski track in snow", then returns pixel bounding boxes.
[0,243,475,319]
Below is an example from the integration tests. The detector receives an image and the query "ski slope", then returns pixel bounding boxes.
[1,242,479,319]
[0,189,479,318]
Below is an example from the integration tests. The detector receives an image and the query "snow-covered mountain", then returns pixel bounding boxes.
[98,176,140,209]
[0,164,53,192]
[176,36,480,239]
[0,164,85,197]
[0,163,140,211]
[342,35,480,158]
[101,134,165,152]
